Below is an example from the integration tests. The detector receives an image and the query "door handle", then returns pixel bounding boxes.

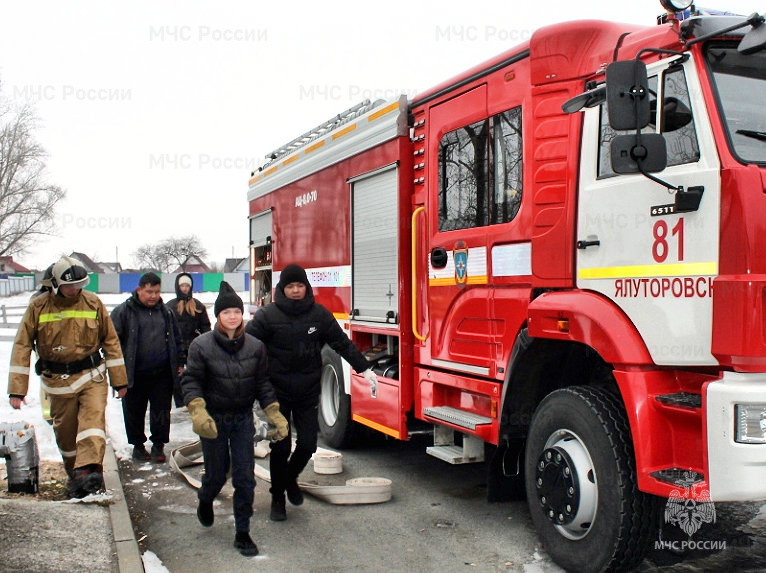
[430,247,448,269]
[576,238,601,249]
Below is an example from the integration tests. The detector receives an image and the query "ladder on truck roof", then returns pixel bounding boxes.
[263,99,384,165]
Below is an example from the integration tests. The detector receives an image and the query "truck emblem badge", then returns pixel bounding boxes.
[454,241,468,288]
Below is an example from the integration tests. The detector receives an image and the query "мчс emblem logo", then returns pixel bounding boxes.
[664,471,716,536]
[454,241,468,287]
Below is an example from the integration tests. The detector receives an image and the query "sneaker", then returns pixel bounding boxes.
[132,445,151,461]
[270,494,286,521]
[286,480,304,506]
[234,532,258,556]
[197,500,214,527]
[150,444,166,463]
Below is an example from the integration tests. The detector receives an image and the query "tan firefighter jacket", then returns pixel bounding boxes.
[8,290,128,397]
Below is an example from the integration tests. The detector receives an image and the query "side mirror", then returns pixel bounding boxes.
[739,13,766,54]
[611,134,668,174]
[606,60,651,130]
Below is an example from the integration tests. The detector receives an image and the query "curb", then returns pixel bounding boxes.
[103,443,144,572]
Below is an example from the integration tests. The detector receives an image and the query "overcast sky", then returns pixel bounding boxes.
[0,1,761,270]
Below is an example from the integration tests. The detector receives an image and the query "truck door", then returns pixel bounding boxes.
[576,58,721,366]
[422,86,493,374]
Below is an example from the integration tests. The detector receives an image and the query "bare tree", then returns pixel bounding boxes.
[0,90,66,256]
[132,235,208,272]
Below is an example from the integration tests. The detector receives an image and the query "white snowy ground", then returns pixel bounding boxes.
[0,289,249,572]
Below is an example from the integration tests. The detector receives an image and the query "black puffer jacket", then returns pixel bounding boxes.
[246,281,370,401]
[181,326,277,412]
[166,273,211,357]
[110,292,183,388]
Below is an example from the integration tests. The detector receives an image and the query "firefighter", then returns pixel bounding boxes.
[246,264,377,521]
[7,255,128,498]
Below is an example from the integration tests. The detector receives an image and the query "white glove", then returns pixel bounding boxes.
[363,369,378,398]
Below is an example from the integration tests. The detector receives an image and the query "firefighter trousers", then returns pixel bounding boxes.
[48,374,109,475]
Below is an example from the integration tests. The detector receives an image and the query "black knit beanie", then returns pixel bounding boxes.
[278,264,309,289]
[214,281,244,317]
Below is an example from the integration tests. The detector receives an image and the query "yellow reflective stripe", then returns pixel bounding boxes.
[428,275,488,287]
[38,310,97,324]
[578,262,717,280]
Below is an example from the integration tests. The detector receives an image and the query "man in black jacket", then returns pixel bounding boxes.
[111,272,184,463]
[181,281,288,556]
[246,264,377,521]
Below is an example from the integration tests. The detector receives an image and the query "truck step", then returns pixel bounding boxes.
[650,467,705,486]
[425,424,485,464]
[655,392,702,409]
[422,406,492,430]
[426,443,484,464]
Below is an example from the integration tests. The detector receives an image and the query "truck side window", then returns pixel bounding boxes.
[438,106,523,231]
[491,107,523,225]
[438,119,489,231]
[662,67,700,167]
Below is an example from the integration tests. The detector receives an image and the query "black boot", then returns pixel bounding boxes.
[67,465,103,498]
[197,500,214,527]
[234,532,258,556]
[286,479,304,506]
[270,494,286,521]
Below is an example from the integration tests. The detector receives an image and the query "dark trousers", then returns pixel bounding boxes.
[199,409,256,533]
[122,369,173,446]
[269,395,319,496]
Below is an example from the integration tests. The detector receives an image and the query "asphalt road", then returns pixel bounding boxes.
[119,413,766,573]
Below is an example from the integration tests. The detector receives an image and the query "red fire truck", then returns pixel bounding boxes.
[247,2,766,570]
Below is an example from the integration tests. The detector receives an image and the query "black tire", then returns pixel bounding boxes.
[318,346,355,448]
[524,386,657,573]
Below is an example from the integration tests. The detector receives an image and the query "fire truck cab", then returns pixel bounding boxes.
[247,4,766,571]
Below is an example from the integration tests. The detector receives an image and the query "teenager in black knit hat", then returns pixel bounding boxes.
[182,281,288,556]
[246,264,378,521]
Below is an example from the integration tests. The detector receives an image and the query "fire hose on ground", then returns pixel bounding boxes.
[168,439,392,505]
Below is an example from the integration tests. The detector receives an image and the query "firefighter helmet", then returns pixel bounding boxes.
[51,255,89,291]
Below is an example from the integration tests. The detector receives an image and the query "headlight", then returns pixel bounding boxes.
[735,404,766,444]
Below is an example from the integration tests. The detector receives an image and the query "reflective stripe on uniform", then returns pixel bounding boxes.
[105,357,125,367]
[41,363,107,395]
[76,428,106,443]
[9,365,30,374]
[38,309,98,324]
[60,448,77,459]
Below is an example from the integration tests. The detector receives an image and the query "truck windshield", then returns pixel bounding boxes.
[705,41,766,164]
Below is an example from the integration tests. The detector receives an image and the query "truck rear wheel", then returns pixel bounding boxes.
[524,386,656,572]
[318,347,355,448]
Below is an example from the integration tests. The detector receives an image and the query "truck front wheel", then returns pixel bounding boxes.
[524,386,656,572]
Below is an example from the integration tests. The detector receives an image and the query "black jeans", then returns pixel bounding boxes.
[269,394,319,496]
[199,408,256,533]
[122,369,173,446]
